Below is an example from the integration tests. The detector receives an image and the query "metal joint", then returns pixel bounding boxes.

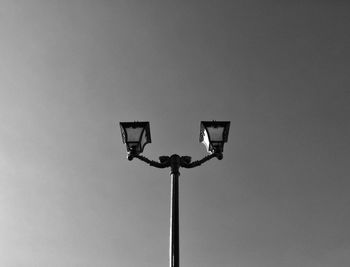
[169,154,181,176]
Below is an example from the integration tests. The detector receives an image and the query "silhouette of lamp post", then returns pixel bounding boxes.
[120,121,230,267]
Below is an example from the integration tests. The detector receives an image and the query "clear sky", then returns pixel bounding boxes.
[0,1,349,266]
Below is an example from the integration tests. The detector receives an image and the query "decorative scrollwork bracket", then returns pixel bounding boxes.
[129,152,223,173]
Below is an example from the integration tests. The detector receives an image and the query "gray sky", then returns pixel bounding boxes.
[1,1,349,266]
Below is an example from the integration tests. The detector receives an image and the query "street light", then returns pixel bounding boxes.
[120,121,151,160]
[119,120,230,267]
[200,121,230,158]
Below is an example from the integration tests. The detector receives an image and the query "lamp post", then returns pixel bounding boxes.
[120,121,230,267]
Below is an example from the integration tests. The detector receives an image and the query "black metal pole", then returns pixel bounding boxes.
[130,153,221,267]
[170,170,179,267]
[169,155,180,267]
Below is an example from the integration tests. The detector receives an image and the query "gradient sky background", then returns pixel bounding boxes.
[1,1,349,266]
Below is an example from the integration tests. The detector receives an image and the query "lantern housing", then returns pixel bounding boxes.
[120,121,151,157]
[200,121,230,155]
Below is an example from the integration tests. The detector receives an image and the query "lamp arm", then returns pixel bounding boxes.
[131,154,170,169]
[181,152,223,169]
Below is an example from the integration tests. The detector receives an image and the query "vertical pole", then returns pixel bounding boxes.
[170,155,180,267]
